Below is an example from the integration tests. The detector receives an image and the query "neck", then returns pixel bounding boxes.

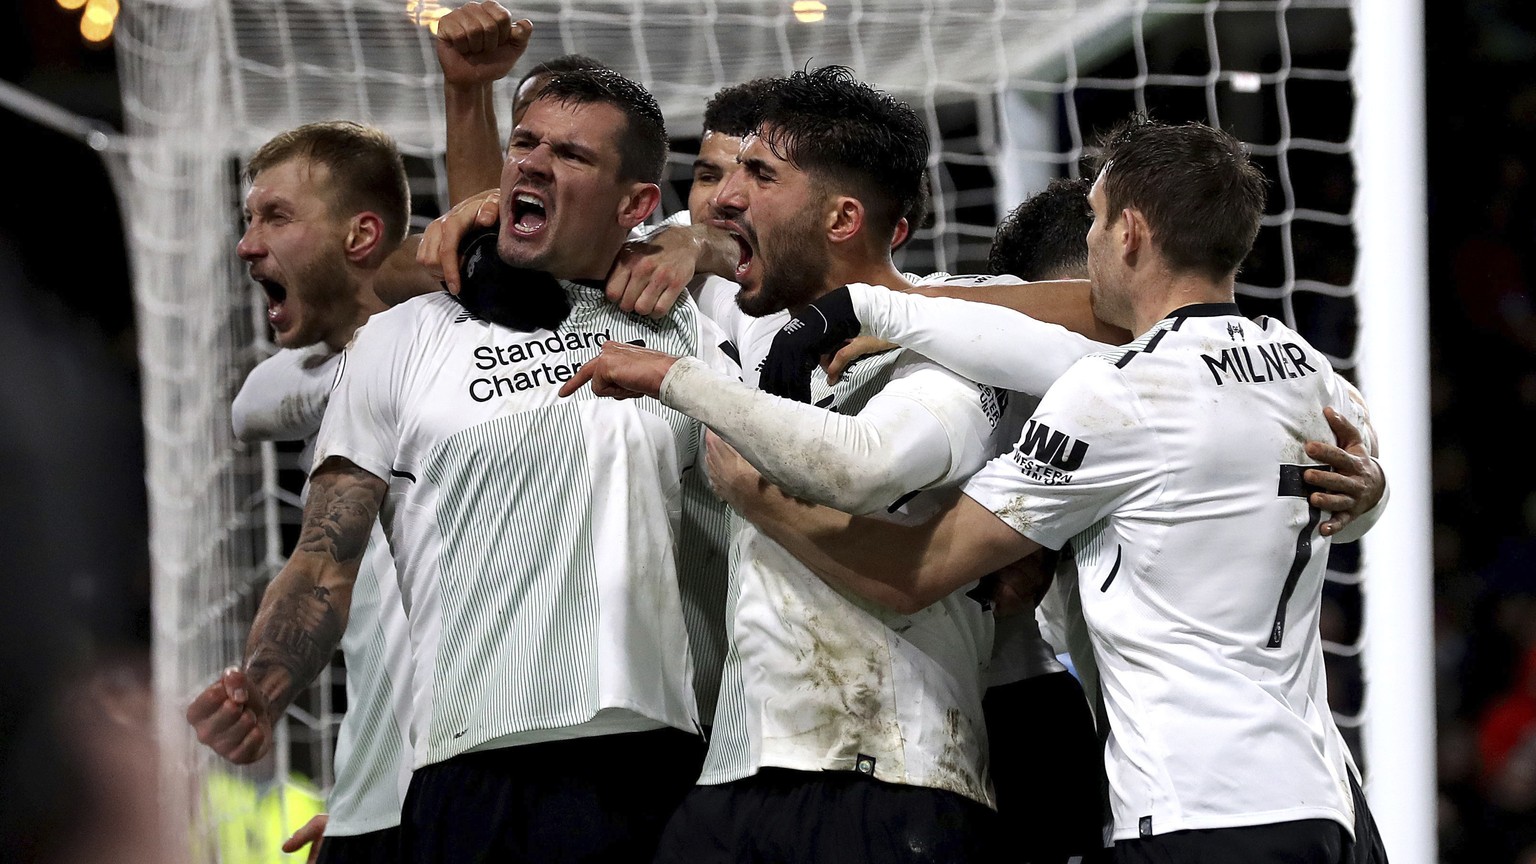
[817,255,908,300]
[1129,268,1236,336]
[322,277,390,352]
[564,236,629,283]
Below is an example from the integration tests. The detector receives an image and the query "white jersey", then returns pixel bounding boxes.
[846,279,1087,689]
[232,347,413,836]
[683,282,1020,807]
[692,274,786,389]
[313,285,733,768]
[964,303,1362,840]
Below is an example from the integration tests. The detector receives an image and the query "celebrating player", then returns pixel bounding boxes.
[708,117,1390,863]
[201,68,735,863]
[186,120,413,864]
[566,66,1038,863]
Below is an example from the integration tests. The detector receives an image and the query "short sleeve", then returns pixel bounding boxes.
[962,358,1163,550]
[874,356,1000,487]
[310,304,415,481]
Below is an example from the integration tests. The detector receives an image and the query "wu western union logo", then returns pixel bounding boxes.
[1010,420,1088,485]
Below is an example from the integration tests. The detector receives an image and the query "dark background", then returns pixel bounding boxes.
[4,0,1536,861]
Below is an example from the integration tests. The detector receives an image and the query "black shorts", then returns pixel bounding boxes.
[401,727,704,864]
[317,826,401,864]
[1111,818,1343,863]
[1110,775,1389,864]
[984,670,1109,863]
[1343,773,1390,864]
[653,767,999,864]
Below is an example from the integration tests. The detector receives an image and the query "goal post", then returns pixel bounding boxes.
[108,1,1433,860]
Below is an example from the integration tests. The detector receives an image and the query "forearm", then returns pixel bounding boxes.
[647,222,740,280]
[443,83,505,206]
[243,556,354,716]
[850,284,1108,396]
[661,357,951,513]
[733,481,1030,614]
[243,458,382,715]
[374,236,440,306]
[906,279,1131,345]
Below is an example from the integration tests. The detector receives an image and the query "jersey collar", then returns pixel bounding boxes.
[1165,302,1242,319]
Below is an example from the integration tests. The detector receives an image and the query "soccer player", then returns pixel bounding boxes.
[705,117,1390,862]
[201,69,733,863]
[977,174,1114,864]
[604,77,789,381]
[185,120,413,864]
[563,66,1028,863]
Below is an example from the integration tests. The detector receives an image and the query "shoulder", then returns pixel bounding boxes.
[357,292,460,342]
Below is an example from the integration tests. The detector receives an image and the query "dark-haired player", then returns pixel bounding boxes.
[705,118,1390,863]
[566,66,1017,864]
[202,69,735,864]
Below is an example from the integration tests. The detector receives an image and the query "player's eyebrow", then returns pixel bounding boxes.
[739,155,772,176]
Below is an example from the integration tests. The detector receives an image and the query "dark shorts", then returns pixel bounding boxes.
[401,727,704,864]
[653,767,999,864]
[984,670,1109,863]
[1110,774,1389,864]
[317,826,401,864]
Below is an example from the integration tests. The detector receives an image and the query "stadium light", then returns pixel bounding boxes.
[793,0,827,24]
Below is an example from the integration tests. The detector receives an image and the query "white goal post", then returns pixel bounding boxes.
[105,1,1432,860]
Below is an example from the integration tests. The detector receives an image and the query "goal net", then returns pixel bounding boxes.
[111,0,1419,859]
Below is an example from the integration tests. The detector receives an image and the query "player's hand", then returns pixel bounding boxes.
[704,430,767,510]
[1304,406,1384,537]
[559,340,681,400]
[281,813,328,864]
[185,666,275,765]
[606,230,700,318]
[434,1,531,88]
[821,335,898,385]
[760,286,863,402]
[419,189,501,293]
[973,552,1057,618]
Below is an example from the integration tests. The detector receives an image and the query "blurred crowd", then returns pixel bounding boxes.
[1428,2,1536,862]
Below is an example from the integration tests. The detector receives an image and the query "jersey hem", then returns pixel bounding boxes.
[1110,805,1354,842]
[323,815,403,837]
[754,751,994,809]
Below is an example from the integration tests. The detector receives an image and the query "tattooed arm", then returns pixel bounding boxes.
[185,457,386,764]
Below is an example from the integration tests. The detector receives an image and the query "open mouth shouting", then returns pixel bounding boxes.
[259,278,291,333]
[510,189,549,238]
[712,217,757,285]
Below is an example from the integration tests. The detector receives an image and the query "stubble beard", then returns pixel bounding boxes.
[734,210,832,318]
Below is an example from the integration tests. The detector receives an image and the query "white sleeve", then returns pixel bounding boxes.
[230,346,338,443]
[310,306,414,481]
[846,281,1110,397]
[963,359,1165,550]
[659,355,994,515]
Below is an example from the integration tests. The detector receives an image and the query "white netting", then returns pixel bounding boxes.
[115,0,1373,858]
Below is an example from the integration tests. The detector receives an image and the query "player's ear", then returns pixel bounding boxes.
[345,212,385,264]
[826,195,863,245]
[1119,206,1144,261]
[617,182,661,230]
